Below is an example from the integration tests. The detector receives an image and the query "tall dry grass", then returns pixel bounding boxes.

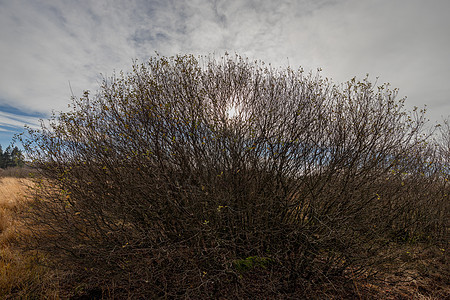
[0,177,60,299]
[0,178,31,245]
[0,166,36,179]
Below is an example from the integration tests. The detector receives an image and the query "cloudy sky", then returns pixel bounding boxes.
[0,0,449,147]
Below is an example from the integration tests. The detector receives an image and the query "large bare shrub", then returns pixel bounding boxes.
[19,54,445,298]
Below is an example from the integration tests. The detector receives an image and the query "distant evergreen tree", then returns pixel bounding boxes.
[0,145,3,168]
[0,145,25,168]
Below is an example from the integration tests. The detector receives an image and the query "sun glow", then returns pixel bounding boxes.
[227,105,238,119]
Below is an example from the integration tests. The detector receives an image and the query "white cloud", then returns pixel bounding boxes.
[0,0,449,132]
[0,111,41,132]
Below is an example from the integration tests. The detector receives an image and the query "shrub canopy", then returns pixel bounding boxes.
[21,54,448,298]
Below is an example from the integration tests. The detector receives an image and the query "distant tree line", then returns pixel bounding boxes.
[0,145,25,168]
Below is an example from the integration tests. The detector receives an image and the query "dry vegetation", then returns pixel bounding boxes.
[0,176,448,298]
[0,166,36,179]
[0,177,60,299]
[4,54,449,298]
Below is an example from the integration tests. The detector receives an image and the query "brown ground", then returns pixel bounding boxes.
[356,244,449,299]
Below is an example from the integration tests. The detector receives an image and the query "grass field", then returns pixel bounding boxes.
[0,177,448,299]
[0,177,61,299]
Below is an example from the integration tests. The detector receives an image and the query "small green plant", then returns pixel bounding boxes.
[233,256,274,272]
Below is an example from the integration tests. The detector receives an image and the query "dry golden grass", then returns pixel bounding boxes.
[0,177,31,205]
[0,178,32,246]
[0,177,60,299]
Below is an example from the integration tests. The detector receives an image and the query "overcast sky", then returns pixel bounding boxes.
[0,0,449,147]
